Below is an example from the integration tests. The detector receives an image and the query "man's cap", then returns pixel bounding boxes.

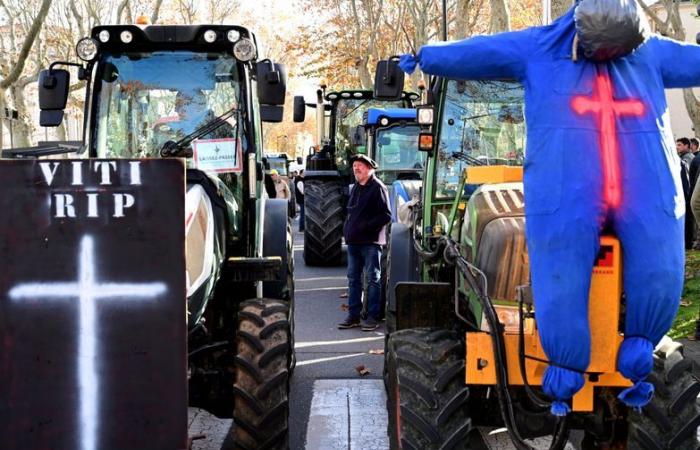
[350,154,378,169]
[270,169,279,175]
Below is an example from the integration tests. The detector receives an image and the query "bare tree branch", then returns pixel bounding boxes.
[0,0,52,89]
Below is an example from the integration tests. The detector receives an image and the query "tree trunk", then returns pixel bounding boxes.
[489,0,511,33]
[683,89,700,139]
[10,82,33,148]
[0,0,52,89]
[550,0,572,21]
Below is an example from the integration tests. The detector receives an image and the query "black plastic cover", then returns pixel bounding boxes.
[293,95,306,123]
[574,0,648,61]
[257,60,287,106]
[374,58,404,100]
[38,69,69,118]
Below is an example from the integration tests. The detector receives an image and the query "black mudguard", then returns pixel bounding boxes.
[263,198,291,300]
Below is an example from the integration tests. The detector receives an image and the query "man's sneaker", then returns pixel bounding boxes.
[361,317,379,331]
[338,316,361,329]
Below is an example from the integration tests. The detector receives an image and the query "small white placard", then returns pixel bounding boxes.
[192,138,241,174]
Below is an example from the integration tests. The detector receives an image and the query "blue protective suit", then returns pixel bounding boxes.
[401,8,694,414]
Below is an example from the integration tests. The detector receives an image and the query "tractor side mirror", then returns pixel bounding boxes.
[260,105,284,123]
[256,60,286,106]
[696,31,700,45]
[293,95,306,122]
[374,56,404,100]
[38,69,70,127]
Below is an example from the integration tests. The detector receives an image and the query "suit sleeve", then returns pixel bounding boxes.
[399,29,534,81]
[653,36,700,88]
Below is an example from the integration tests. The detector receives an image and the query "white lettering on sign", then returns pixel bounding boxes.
[93,161,117,185]
[8,235,167,450]
[55,194,77,218]
[39,162,60,186]
[113,193,135,218]
[72,161,83,186]
[40,161,144,219]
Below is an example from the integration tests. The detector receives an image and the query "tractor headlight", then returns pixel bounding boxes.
[203,30,217,43]
[120,30,133,43]
[417,106,434,126]
[227,29,240,43]
[76,38,98,61]
[233,38,256,62]
[98,30,110,43]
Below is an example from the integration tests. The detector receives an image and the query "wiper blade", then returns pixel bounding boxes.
[161,107,238,157]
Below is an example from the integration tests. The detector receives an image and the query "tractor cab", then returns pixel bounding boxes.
[362,107,425,223]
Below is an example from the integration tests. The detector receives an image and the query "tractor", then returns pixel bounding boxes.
[21,23,294,448]
[292,70,418,266]
[382,74,700,448]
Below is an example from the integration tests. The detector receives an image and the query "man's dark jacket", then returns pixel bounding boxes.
[344,174,392,246]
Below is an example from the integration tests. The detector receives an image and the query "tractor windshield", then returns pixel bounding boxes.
[435,80,526,199]
[374,124,425,184]
[335,98,402,171]
[93,51,242,162]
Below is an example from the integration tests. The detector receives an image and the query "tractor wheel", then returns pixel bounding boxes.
[232,299,290,449]
[303,179,345,266]
[626,342,700,450]
[387,328,471,450]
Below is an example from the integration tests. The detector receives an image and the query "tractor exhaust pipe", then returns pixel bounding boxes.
[315,86,325,148]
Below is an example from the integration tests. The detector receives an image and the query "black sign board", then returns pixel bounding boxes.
[0,159,187,450]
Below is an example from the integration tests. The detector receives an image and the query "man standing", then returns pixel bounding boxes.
[270,169,290,200]
[338,155,391,331]
[677,137,694,166]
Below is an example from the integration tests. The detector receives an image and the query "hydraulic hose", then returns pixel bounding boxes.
[443,239,570,450]
[518,294,553,410]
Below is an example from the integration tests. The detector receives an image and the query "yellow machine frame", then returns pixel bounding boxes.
[463,166,631,412]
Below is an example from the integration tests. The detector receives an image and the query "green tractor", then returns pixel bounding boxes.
[28,24,294,448]
[292,72,418,266]
[382,74,700,449]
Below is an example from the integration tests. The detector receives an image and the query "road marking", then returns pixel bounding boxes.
[296,353,366,367]
[296,276,347,282]
[306,379,388,450]
[295,336,384,349]
[295,286,347,293]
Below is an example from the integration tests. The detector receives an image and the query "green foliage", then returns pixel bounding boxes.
[669,250,700,339]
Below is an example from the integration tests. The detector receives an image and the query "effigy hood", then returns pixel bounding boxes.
[574,0,650,61]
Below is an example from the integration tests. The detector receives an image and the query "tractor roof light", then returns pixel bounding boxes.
[98,30,110,43]
[203,29,217,43]
[135,15,150,25]
[227,29,240,43]
[380,118,389,126]
[417,107,434,126]
[233,38,256,62]
[76,37,98,61]
[120,30,133,43]
[353,92,363,98]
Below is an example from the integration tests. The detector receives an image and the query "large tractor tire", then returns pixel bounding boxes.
[232,299,290,449]
[626,342,700,450]
[303,178,345,266]
[387,328,471,450]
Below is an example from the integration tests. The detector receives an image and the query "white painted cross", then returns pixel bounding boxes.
[8,235,167,450]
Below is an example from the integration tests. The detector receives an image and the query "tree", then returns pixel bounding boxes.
[637,0,700,137]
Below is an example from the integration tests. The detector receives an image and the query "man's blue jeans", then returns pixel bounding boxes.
[347,244,382,320]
